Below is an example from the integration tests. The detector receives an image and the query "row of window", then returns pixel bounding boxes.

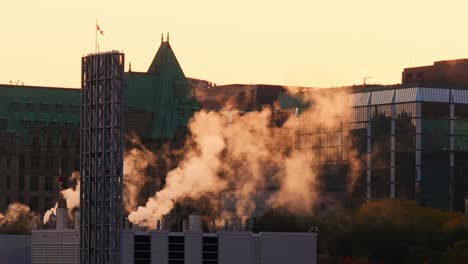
[0,157,12,169]
[349,103,468,121]
[3,174,55,191]
[23,156,80,171]
[30,136,79,148]
[11,102,79,114]
[0,119,78,130]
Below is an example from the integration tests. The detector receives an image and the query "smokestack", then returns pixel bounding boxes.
[124,218,131,230]
[56,198,68,229]
[156,219,161,230]
[211,219,216,232]
[188,215,202,231]
[74,210,80,229]
[48,212,56,229]
[182,219,188,231]
[465,192,468,214]
[224,219,229,231]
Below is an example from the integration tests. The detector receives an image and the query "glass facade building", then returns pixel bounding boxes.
[296,87,468,212]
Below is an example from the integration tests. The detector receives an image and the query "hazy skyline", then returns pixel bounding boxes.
[2,0,467,88]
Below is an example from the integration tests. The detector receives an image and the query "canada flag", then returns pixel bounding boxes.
[96,24,104,35]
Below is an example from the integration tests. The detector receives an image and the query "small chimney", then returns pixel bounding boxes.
[465,192,468,214]
[74,209,80,229]
[124,218,131,230]
[156,220,161,230]
[56,198,68,229]
[182,219,188,231]
[188,215,202,231]
[49,212,57,229]
[211,219,216,232]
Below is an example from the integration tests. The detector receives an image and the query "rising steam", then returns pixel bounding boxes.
[0,203,37,234]
[129,89,361,227]
[124,135,157,213]
[43,171,80,224]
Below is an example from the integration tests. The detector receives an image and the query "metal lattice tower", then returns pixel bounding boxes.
[80,52,124,264]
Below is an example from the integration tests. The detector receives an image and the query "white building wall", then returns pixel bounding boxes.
[258,232,316,264]
[184,231,202,264]
[218,232,252,264]
[120,230,134,264]
[150,230,168,264]
[0,235,30,264]
[31,229,79,264]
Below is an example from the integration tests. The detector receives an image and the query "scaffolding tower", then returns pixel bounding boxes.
[80,52,125,264]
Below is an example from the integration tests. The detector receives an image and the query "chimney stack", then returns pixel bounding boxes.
[74,209,80,229]
[56,198,68,229]
[188,215,202,231]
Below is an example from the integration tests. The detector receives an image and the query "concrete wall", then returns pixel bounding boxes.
[0,235,31,264]
[150,231,168,264]
[259,232,316,264]
[78,229,317,264]
[120,230,135,264]
[31,229,79,264]
[218,232,253,264]
[185,231,202,264]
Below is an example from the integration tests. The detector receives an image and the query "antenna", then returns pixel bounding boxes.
[363,77,372,86]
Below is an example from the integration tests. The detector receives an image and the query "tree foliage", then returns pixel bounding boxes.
[255,200,468,263]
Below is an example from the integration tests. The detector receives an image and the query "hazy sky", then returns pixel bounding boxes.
[1,0,467,88]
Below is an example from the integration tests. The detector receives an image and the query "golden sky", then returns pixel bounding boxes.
[1,0,467,88]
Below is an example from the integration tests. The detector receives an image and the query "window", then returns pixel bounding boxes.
[32,136,40,146]
[46,156,55,169]
[47,138,54,148]
[40,103,49,113]
[6,158,11,169]
[405,73,413,80]
[61,137,68,148]
[11,102,20,112]
[36,121,45,128]
[6,175,10,189]
[349,107,368,122]
[396,103,418,118]
[19,174,25,190]
[0,119,6,131]
[178,108,185,117]
[62,157,68,172]
[26,102,34,112]
[31,156,40,169]
[44,176,54,191]
[422,102,449,119]
[30,176,38,190]
[43,197,51,211]
[55,104,64,113]
[73,158,80,171]
[69,104,79,115]
[21,120,31,129]
[30,196,38,211]
[455,104,468,119]
[416,72,424,78]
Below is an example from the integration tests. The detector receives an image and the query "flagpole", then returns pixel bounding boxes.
[95,20,97,53]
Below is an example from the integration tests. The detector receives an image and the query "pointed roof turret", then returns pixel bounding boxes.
[147,36,185,79]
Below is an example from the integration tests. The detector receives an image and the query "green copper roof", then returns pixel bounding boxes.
[126,40,200,139]
[0,40,200,142]
[0,85,80,144]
